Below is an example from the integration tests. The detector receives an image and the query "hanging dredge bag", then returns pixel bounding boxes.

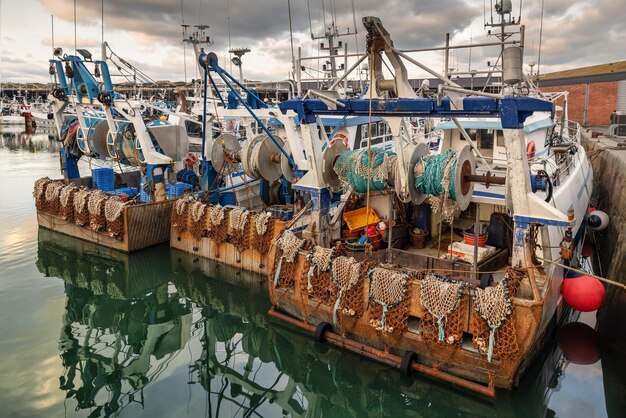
[420,273,466,342]
[472,277,513,362]
[368,267,409,334]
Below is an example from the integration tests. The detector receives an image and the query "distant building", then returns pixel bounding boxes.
[537,61,626,126]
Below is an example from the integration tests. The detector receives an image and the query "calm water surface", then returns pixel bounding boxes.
[0,127,616,417]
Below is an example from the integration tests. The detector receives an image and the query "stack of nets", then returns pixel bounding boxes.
[301,245,335,303]
[59,184,79,221]
[420,273,467,346]
[330,256,366,325]
[172,198,190,233]
[189,201,208,241]
[228,207,250,252]
[88,190,109,231]
[251,211,274,255]
[334,148,397,194]
[272,230,306,290]
[73,188,92,227]
[470,270,520,362]
[33,177,53,212]
[414,150,460,223]
[207,205,228,244]
[44,181,64,216]
[104,196,128,239]
[367,268,411,335]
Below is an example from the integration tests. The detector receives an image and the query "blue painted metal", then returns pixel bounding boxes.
[66,55,100,103]
[94,60,115,101]
[60,148,80,180]
[51,60,70,95]
[210,63,296,167]
[529,174,547,193]
[227,90,239,109]
[207,71,226,107]
[247,89,263,109]
[201,160,219,202]
[513,214,572,228]
[279,96,554,128]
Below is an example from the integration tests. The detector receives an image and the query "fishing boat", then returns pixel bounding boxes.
[34,50,196,252]
[169,3,603,396]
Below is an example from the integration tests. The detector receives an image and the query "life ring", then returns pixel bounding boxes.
[526,141,536,161]
[330,132,350,148]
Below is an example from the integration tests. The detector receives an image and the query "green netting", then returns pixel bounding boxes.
[334,148,396,193]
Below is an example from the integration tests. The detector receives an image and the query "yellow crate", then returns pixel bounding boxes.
[343,207,380,233]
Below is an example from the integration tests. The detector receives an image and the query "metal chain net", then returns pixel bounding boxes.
[44,181,64,216]
[172,198,189,233]
[73,189,92,226]
[272,231,306,290]
[189,201,208,241]
[420,273,466,343]
[207,205,228,244]
[470,269,521,362]
[59,184,79,221]
[251,213,274,255]
[87,190,108,231]
[330,256,366,324]
[104,197,127,239]
[228,208,250,252]
[300,246,335,302]
[367,268,410,334]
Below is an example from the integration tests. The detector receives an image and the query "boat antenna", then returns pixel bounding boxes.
[537,0,545,87]
[73,0,77,55]
[307,0,314,38]
[227,0,232,74]
[51,15,55,58]
[101,0,106,61]
[351,0,359,55]
[181,0,187,84]
[288,0,296,80]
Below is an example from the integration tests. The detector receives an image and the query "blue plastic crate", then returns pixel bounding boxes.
[112,187,138,197]
[92,167,115,192]
[139,181,175,202]
[167,183,193,199]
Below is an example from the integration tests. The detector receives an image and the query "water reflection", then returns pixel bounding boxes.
[37,228,596,418]
[37,230,192,416]
[1,126,60,153]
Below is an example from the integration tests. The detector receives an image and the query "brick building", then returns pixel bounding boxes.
[537,61,626,126]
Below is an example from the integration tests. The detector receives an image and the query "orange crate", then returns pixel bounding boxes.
[343,207,380,233]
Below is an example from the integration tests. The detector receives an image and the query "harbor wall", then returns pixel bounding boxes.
[541,81,619,126]
[580,131,626,340]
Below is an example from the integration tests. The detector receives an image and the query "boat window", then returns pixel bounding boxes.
[479,129,494,149]
[466,129,478,142]
[185,120,202,138]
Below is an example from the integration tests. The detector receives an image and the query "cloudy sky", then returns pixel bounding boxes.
[0,0,624,84]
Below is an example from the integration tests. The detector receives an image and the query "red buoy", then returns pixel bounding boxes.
[562,275,605,312]
[557,322,600,365]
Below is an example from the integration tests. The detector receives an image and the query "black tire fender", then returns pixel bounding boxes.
[400,351,417,375]
[314,321,332,343]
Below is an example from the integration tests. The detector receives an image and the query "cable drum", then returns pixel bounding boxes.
[89,120,111,157]
[241,135,264,179]
[322,140,348,192]
[243,134,284,182]
[413,145,475,211]
[206,133,241,175]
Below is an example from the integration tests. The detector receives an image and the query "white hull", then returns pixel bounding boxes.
[0,115,24,125]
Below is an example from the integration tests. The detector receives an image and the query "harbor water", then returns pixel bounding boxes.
[0,127,617,417]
